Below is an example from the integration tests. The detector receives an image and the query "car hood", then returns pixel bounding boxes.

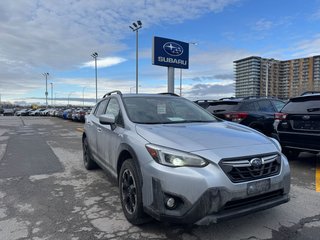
[136,122,273,152]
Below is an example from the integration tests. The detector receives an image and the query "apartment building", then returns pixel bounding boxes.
[234,55,320,99]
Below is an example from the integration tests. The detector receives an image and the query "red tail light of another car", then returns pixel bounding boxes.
[275,113,288,120]
[224,112,248,123]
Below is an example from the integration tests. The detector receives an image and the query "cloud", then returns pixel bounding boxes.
[185,83,235,99]
[191,74,234,82]
[0,0,238,101]
[290,34,320,58]
[81,57,127,68]
[253,19,273,31]
[310,9,320,20]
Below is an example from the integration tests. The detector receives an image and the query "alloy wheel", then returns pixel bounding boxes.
[121,169,137,214]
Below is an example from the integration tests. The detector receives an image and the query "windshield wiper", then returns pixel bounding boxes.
[307,108,320,112]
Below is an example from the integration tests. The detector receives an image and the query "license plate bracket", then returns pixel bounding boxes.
[247,179,271,196]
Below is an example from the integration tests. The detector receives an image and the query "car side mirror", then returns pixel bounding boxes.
[99,113,115,125]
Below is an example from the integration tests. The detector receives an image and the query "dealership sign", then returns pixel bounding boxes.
[152,36,189,69]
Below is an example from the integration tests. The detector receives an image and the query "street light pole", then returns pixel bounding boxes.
[91,52,98,102]
[55,93,57,106]
[82,87,86,107]
[50,83,52,106]
[129,20,142,94]
[43,73,49,107]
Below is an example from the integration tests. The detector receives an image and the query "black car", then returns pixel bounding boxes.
[195,97,285,136]
[273,93,320,158]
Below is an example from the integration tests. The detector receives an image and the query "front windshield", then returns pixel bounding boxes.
[123,96,218,124]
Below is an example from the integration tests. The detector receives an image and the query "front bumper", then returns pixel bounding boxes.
[141,153,290,225]
[144,176,289,225]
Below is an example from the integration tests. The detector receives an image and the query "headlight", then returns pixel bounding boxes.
[145,144,208,167]
[269,137,282,152]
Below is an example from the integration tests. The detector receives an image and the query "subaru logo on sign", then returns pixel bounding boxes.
[163,42,183,56]
[250,158,263,168]
[153,36,189,69]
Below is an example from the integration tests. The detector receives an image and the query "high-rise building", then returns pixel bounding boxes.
[234,55,320,99]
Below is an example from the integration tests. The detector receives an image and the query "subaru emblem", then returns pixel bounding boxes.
[163,42,183,56]
[250,158,263,168]
[302,115,310,120]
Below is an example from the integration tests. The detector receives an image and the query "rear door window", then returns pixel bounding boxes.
[256,100,275,112]
[239,102,259,111]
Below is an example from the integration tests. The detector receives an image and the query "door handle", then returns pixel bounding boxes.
[97,127,102,132]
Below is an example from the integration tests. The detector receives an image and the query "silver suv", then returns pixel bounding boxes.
[83,91,290,225]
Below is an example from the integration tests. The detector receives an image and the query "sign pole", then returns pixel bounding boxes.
[168,67,175,93]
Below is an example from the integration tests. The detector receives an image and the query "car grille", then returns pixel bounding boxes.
[219,153,281,183]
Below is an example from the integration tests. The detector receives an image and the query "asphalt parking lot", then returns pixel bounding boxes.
[0,116,320,240]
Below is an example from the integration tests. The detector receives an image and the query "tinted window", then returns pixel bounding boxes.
[206,101,239,113]
[239,102,258,111]
[282,97,320,114]
[256,100,275,112]
[123,96,217,124]
[272,100,285,111]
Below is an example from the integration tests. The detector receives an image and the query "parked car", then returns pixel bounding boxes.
[62,109,72,119]
[83,91,290,225]
[195,97,286,136]
[3,108,14,116]
[273,92,320,158]
[16,109,29,116]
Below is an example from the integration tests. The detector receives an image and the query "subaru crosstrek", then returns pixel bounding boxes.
[83,91,290,225]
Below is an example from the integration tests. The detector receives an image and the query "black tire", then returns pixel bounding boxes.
[83,137,98,170]
[119,160,150,225]
[282,148,300,160]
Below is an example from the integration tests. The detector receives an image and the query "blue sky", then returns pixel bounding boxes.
[1,0,320,105]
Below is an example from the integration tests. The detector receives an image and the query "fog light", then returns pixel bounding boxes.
[166,197,176,209]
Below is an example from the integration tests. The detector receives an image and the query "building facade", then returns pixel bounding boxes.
[234,55,320,99]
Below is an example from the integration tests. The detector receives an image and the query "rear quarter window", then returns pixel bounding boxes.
[272,100,286,112]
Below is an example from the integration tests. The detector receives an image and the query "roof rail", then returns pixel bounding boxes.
[194,99,216,103]
[242,96,277,100]
[158,92,180,97]
[300,91,320,96]
[218,97,239,100]
[103,90,122,98]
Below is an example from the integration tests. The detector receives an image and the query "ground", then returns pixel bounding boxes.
[0,116,319,240]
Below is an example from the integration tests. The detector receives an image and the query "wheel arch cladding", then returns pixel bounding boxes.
[117,144,141,180]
